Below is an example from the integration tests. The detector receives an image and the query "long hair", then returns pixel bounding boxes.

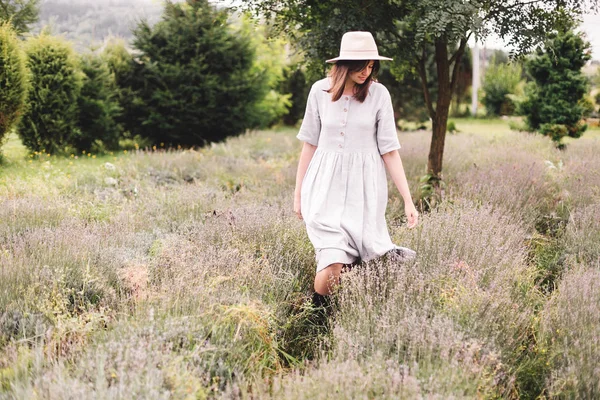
[326,59,380,103]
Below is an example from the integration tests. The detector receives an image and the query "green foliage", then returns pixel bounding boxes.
[0,22,30,149]
[246,0,597,179]
[595,92,600,108]
[380,61,432,123]
[280,62,308,126]
[447,120,458,133]
[580,93,595,117]
[520,29,592,146]
[101,38,144,143]
[490,49,509,66]
[240,16,291,129]
[129,0,269,147]
[18,33,82,154]
[482,61,523,116]
[0,0,40,35]
[74,52,123,152]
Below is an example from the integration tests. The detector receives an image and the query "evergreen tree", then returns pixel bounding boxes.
[520,28,591,147]
[0,22,30,150]
[0,0,40,35]
[18,33,82,154]
[130,0,266,146]
[101,38,144,141]
[75,52,123,152]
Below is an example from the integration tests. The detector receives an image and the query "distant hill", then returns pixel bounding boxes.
[31,0,165,51]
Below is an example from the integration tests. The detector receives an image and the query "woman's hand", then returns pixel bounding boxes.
[405,202,419,228]
[294,193,303,220]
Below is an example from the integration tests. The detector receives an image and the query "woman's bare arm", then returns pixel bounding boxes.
[381,149,419,228]
[294,142,318,219]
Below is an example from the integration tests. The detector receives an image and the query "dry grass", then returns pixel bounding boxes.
[1,120,600,398]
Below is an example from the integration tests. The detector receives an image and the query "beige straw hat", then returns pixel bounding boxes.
[326,31,393,63]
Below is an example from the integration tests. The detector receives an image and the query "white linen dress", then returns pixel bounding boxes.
[297,77,404,273]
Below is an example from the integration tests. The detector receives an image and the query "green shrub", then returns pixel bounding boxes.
[240,16,291,129]
[580,93,595,118]
[519,29,591,147]
[129,0,267,147]
[482,60,522,116]
[18,33,82,154]
[101,38,144,142]
[447,120,458,133]
[74,52,123,152]
[281,62,308,126]
[0,22,30,149]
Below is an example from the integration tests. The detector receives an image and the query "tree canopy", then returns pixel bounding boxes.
[129,0,275,146]
[245,0,599,184]
[0,0,40,34]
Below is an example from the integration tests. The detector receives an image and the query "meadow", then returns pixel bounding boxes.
[1,119,600,399]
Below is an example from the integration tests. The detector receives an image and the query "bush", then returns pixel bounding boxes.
[482,60,522,116]
[74,52,123,152]
[101,38,146,142]
[520,29,591,147]
[580,93,595,118]
[281,62,308,126]
[0,22,30,149]
[129,0,269,147]
[18,33,82,154]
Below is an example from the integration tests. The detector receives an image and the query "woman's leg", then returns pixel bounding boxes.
[314,263,344,295]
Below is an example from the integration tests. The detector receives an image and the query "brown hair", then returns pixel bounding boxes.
[326,59,380,103]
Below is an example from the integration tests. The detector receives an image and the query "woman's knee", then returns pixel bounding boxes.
[314,263,343,295]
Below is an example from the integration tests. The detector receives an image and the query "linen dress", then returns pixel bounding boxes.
[297,77,404,273]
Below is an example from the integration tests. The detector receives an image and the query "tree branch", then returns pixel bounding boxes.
[450,37,468,93]
[482,0,547,24]
[449,32,472,64]
[417,46,436,120]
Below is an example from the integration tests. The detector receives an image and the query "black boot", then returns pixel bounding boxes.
[311,291,331,309]
[310,291,332,329]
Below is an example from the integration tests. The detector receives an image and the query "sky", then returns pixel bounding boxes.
[579,13,599,60]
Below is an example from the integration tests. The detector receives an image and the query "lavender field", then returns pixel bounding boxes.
[1,120,600,399]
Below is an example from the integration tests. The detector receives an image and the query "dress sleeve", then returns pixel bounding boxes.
[375,86,401,155]
[296,83,321,146]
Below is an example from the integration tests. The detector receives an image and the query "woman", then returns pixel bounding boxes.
[294,31,419,301]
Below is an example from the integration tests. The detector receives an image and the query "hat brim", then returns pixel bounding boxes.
[326,55,393,63]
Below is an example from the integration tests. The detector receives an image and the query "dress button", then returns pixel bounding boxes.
[343,108,347,112]
[345,97,349,100]
[338,144,343,148]
[340,132,344,136]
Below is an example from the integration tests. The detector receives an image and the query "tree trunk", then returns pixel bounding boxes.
[427,39,452,180]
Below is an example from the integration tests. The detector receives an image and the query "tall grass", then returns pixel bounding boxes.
[1,120,600,398]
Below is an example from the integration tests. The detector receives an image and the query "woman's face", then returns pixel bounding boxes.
[348,61,375,86]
